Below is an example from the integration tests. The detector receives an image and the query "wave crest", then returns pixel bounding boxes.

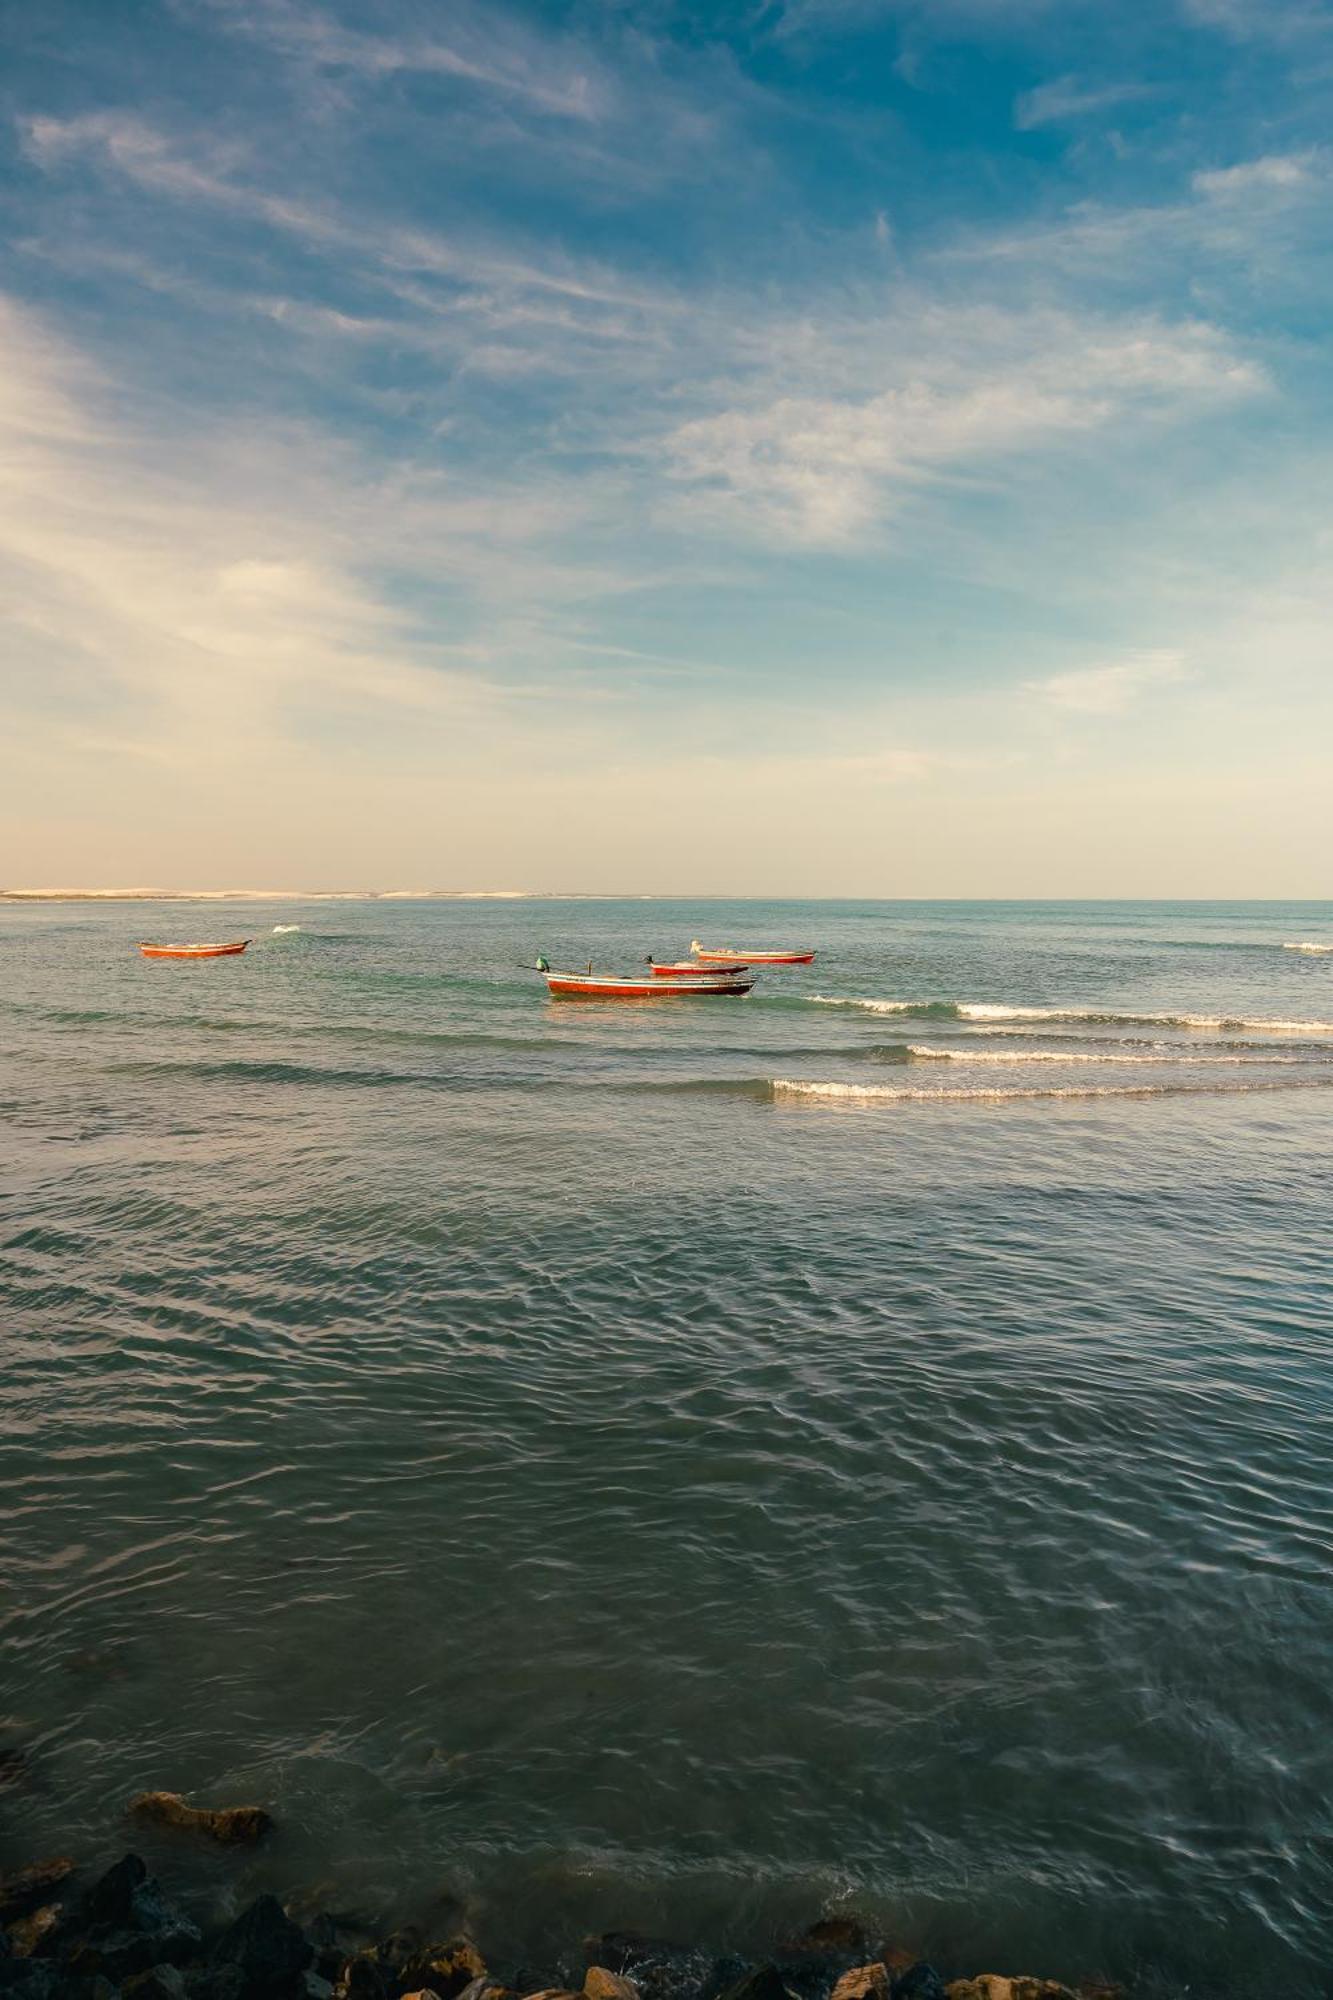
[812,997,1333,1033]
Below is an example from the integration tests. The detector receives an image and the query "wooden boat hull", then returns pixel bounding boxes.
[691,945,815,965]
[546,973,752,999]
[138,940,251,959]
[650,960,750,976]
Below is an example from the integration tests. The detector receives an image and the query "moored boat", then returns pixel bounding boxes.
[138,939,251,959]
[648,958,751,977]
[690,940,815,965]
[545,969,752,999]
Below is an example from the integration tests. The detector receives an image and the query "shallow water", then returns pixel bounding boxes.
[3,900,1332,1994]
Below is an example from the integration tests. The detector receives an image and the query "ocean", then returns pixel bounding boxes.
[3,899,1332,1995]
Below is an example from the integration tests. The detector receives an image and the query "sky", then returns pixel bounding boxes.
[2,0,1331,895]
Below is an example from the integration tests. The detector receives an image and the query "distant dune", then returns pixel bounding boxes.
[0,888,542,902]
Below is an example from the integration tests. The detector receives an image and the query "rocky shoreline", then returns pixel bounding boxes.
[0,1801,1121,2000]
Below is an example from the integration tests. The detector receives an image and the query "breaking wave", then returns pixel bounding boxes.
[1284,940,1333,954]
[901,1045,1307,1066]
[811,996,1333,1033]
[771,1076,1333,1105]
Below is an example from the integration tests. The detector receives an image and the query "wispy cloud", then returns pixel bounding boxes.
[1192,152,1320,197]
[1024,649,1191,715]
[198,0,603,120]
[661,317,1262,545]
[1014,75,1158,130]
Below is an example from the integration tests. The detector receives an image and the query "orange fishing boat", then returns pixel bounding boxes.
[691,939,815,965]
[138,939,251,959]
[544,969,752,999]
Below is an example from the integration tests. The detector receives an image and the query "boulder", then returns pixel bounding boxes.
[4,1906,63,1960]
[70,1855,202,1981]
[585,1973,640,2000]
[945,1984,1078,2000]
[128,1793,274,1846]
[456,1980,513,2000]
[831,1968,889,2000]
[0,1863,75,1927]
[210,1895,312,1997]
[122,1967,189,2000]
[398,1936,487,1998]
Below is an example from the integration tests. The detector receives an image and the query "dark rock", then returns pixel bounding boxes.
[0,1862,75,1926]
[83,1854,149,1930]
[300,1975,336,2000]
[189,1969,246,2000]
[305,1915,368,1985]
[713,1968,795,2000]
[123,1967,190,2000]
[0,1963,60,1999]
[335,1952,389,2000]
[71,1854,202,1982]
[129,1792,274,1846]
[892,1968,946,2000]
[210,1895,312,1997]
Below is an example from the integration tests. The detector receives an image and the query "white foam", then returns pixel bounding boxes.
[901,1045,1295,1066]
[272,924,302,934]
[813,996,1333,1033]
[1284,941,1333,954]
[771,1075,1328,1104]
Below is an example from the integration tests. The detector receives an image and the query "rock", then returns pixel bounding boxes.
[301,1976,336,2000]
[585,1973,640,2000]
[4,1906,62,1960]
[0,1863,75,1926]
[0,1963,60,1999]
[122,1967,189,2000]
[398,1992,444,2000]
[716,1969,797,2000]
[398,1936,487,1998]
[891,1970,946,2000]
[129,1792,274,1846]
[210,1895,312,1997]
[518,1991,581,2000]
[831,1968,889,2000]
[782,1924,869,1959]
[456,1980,514,2000]
[71,1855,202,1981]
[945,1984,1077,2000]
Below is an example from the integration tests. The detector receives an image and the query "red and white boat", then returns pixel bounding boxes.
[690,940,815,966]
[138,939,251,960]
[648,958,751,977]
[545,969,752,1000]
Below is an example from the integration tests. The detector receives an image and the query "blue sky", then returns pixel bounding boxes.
[2,0,1330,892]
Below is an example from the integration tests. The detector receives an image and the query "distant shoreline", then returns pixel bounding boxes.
[0,889,545,903]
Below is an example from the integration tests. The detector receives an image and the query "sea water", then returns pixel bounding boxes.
[2,900,1332,1995]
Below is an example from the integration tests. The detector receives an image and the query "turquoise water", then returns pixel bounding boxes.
[3,900,1333,1994]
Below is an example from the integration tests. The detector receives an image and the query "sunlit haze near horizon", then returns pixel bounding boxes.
[2,0,1331,895]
